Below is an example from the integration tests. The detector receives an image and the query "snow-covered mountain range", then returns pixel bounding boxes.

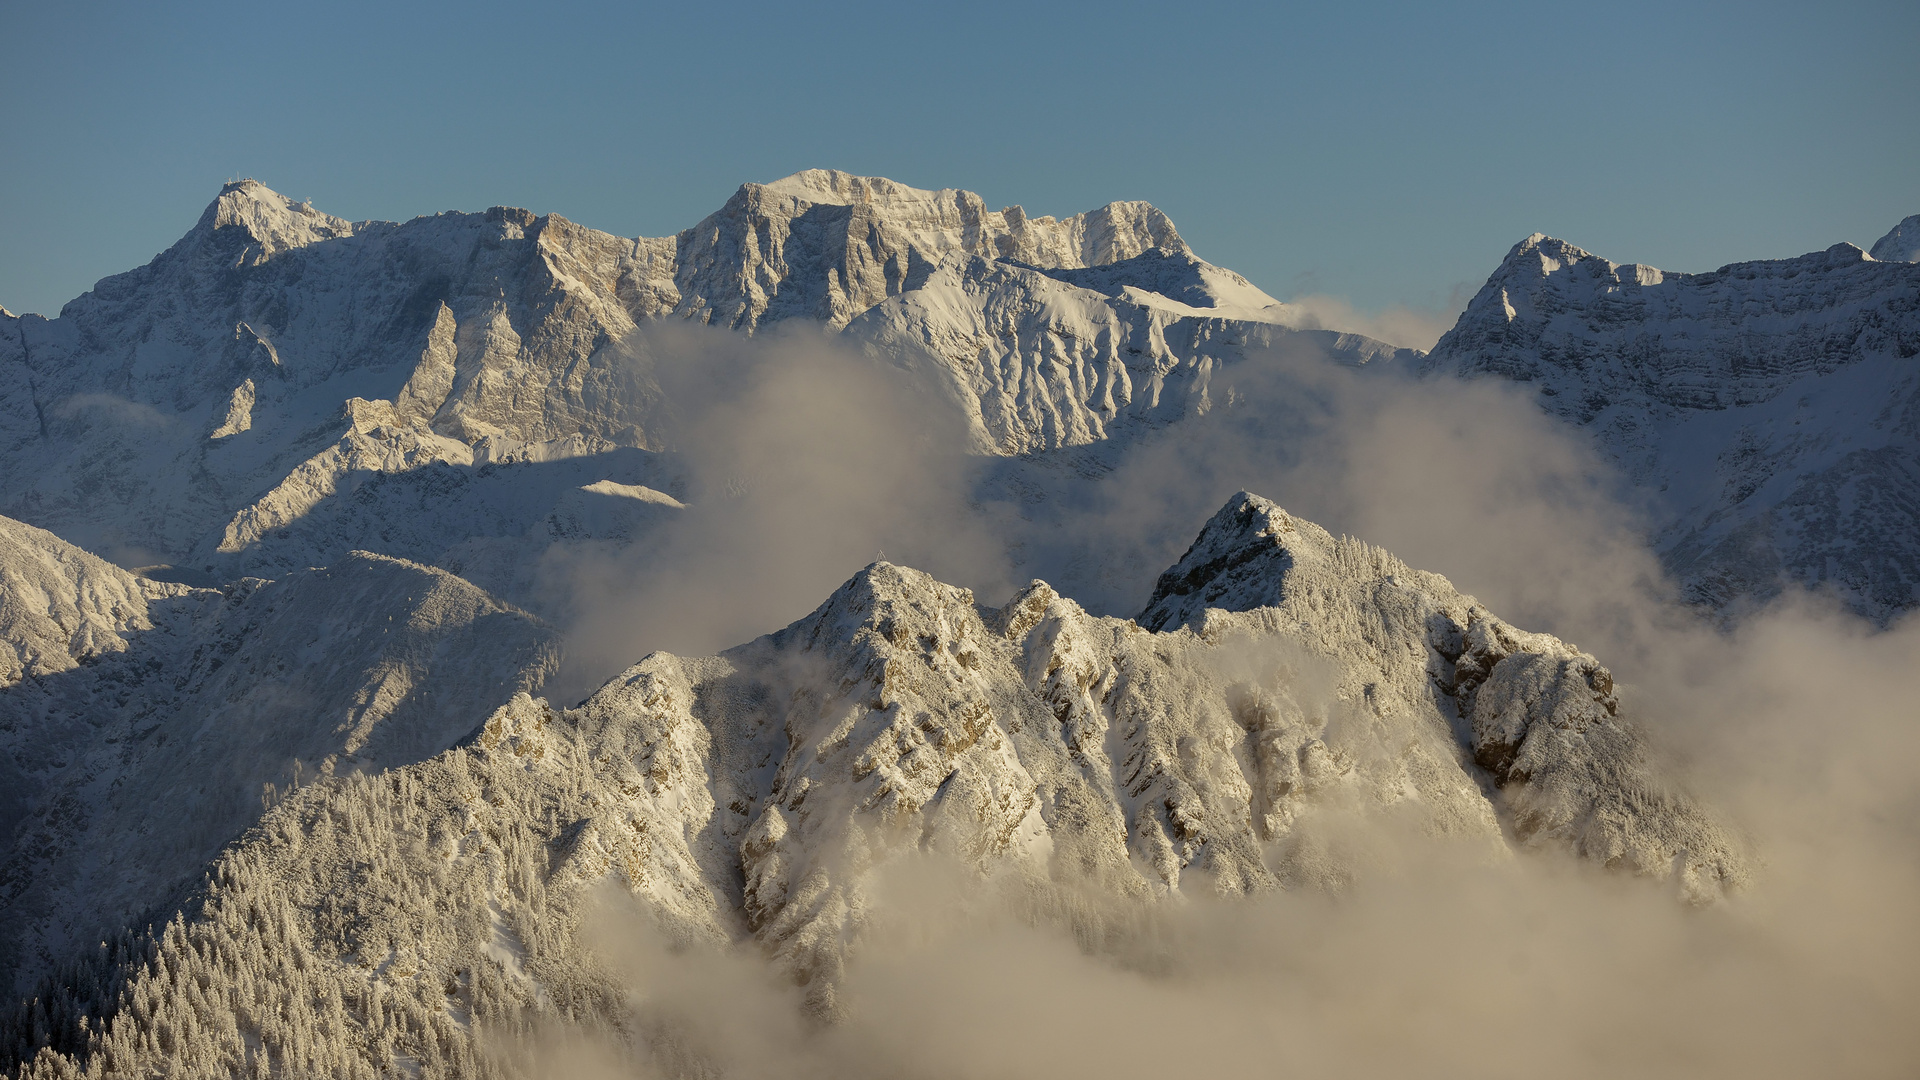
[0,172,1913,1076]
[8,172,1910,623]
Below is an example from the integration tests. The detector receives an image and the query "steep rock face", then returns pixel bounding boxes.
[762,170,1185,267]
[850,251,1411,454]
[1427,233,1917,414]
[1,181,670,567]
[0,524,560,996]
[1426,229,1920,618]
[0,493,1745,1076]
[668,169,1188,331]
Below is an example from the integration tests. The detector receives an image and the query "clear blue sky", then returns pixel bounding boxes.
[2,0,1915,329]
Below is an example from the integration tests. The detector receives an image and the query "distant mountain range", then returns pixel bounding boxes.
[0,173,1406,601]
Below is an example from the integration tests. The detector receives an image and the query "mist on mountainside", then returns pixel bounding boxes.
[1277,291,1465,351]
[547,321,1669,696]
[534,322,1016,703]
[573,742,1915,1080]
[501,325,1920,1078]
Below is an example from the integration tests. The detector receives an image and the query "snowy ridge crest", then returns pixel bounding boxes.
[0,519,560,997]
[0,516,183,687]
[198,178,357,263]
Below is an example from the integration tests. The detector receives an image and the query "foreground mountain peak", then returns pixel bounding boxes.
[0,488,1748,1072]
[1137,491,1315,630]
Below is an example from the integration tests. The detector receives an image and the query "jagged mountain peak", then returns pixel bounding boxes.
[821,557,956,606]
[1488,231,1884,294]
[1507,230,1586,261]
[194,177,355,258]
[1509,231,1593,258]
[1136,491,1467,640]
[747,559,989,679]
[1427,233,1660,353]
[1870,213,1920,263]
[758,166,1171,219]
[214,176,276,199]
[753,168,1185,254]
[714,168,1189,276]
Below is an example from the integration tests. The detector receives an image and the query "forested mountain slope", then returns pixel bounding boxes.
[0,515,558,999]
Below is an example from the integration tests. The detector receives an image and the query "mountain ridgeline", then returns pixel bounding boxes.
[3,173,1912,620]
